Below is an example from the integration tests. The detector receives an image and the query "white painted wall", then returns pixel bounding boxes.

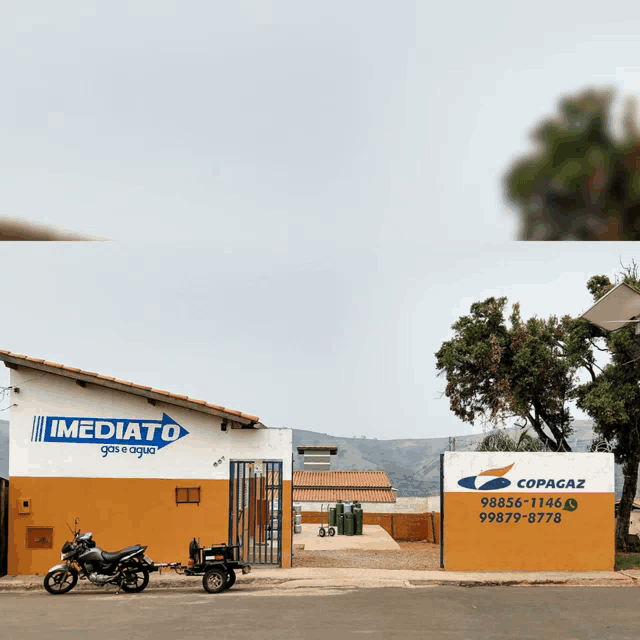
[444,452,614,493]
[9,368,292,480]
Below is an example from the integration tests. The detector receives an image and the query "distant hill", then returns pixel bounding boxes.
[293,421,638,500]
[0,419,635,497]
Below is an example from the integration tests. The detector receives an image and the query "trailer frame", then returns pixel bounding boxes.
[152,539,251,593]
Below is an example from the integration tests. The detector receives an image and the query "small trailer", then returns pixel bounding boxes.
[153,538,251,593]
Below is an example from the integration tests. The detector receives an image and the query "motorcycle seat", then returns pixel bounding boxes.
[101,545,144,563]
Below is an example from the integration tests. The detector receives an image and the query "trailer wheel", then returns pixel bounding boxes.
[318,527,326,537]
[224,568,236,590]
[203,567,228,594]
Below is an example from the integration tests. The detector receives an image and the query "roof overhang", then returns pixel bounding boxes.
[580,282,640,332]
[297,446,338,454]
[0,351,262,428]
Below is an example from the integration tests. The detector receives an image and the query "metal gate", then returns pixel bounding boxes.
[228,460,283,565]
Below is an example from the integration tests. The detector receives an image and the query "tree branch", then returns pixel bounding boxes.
[524,410,559,451]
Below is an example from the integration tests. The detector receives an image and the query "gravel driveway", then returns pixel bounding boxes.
[292,541,442,571]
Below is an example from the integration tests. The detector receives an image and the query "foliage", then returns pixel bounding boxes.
[614,552,640,570]
[571,260,640,550]
[476,429,549,452]
[435,296,595,452]
[436,258,640,549]
[504,88,640,240]
[572,263,640,466]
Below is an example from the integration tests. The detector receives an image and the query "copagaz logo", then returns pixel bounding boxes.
[30,413,189,459]
[458,463,514,491]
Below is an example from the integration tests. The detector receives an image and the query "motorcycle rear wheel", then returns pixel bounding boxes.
[120,565,150,593]
[44,568,78,595]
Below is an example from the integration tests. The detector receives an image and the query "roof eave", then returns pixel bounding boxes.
[0,353,258,426]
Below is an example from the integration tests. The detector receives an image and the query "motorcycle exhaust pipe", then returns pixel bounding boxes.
[90,573,119,586]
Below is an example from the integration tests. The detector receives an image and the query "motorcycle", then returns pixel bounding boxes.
[43,519,156,595]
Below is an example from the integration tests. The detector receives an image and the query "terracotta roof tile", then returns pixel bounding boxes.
[0,350,260,425]
[293,488,396,503]
[293,471,392,488]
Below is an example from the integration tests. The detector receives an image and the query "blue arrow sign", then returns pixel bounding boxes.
[31,413,189,450]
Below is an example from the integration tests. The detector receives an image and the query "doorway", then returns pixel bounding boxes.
[228,460,283,565]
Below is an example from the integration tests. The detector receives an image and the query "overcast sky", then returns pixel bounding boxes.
[0,242,637,441]
[3,3,640,440]
[4,1,640,243]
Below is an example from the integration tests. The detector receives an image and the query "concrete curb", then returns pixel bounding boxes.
[1,569,639,593]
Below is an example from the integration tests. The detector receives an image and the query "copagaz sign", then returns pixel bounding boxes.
[30,413,189,459]
[442,452,615,571]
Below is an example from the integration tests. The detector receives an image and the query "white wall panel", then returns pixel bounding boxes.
[444,452,613,493]
[9,369,292,480]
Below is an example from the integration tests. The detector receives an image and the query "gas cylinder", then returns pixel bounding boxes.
[344,512,355,536]
[354,505,364,535]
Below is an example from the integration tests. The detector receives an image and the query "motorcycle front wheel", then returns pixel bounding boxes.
[44,568,78,595]
[120,565,150,593]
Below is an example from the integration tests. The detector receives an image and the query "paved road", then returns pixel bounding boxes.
[2,587,640,639]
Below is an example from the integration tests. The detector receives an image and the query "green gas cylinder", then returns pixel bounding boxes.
[353,506,363,535]
[329,507,336,527]
[337,513,344,535]
[336,500,344,517]
[344,512,355,536]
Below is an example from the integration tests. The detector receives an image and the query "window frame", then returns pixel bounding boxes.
[175,486,201,506]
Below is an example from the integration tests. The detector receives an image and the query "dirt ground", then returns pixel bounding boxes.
[292,541,442,570]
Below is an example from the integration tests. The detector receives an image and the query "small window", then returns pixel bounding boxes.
[176,486,201,505]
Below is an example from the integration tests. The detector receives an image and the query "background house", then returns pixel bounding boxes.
[293,445,439,542]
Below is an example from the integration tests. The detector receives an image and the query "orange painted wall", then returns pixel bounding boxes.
[444,492,614,571]
[300,511,440,543]
[9,477,292,575]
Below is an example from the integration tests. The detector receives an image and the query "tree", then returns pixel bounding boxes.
[504,88,640,240]
[436,261,640,550]
[476,429,549,452]
[572,262,640,550]
[435,297,596,452]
